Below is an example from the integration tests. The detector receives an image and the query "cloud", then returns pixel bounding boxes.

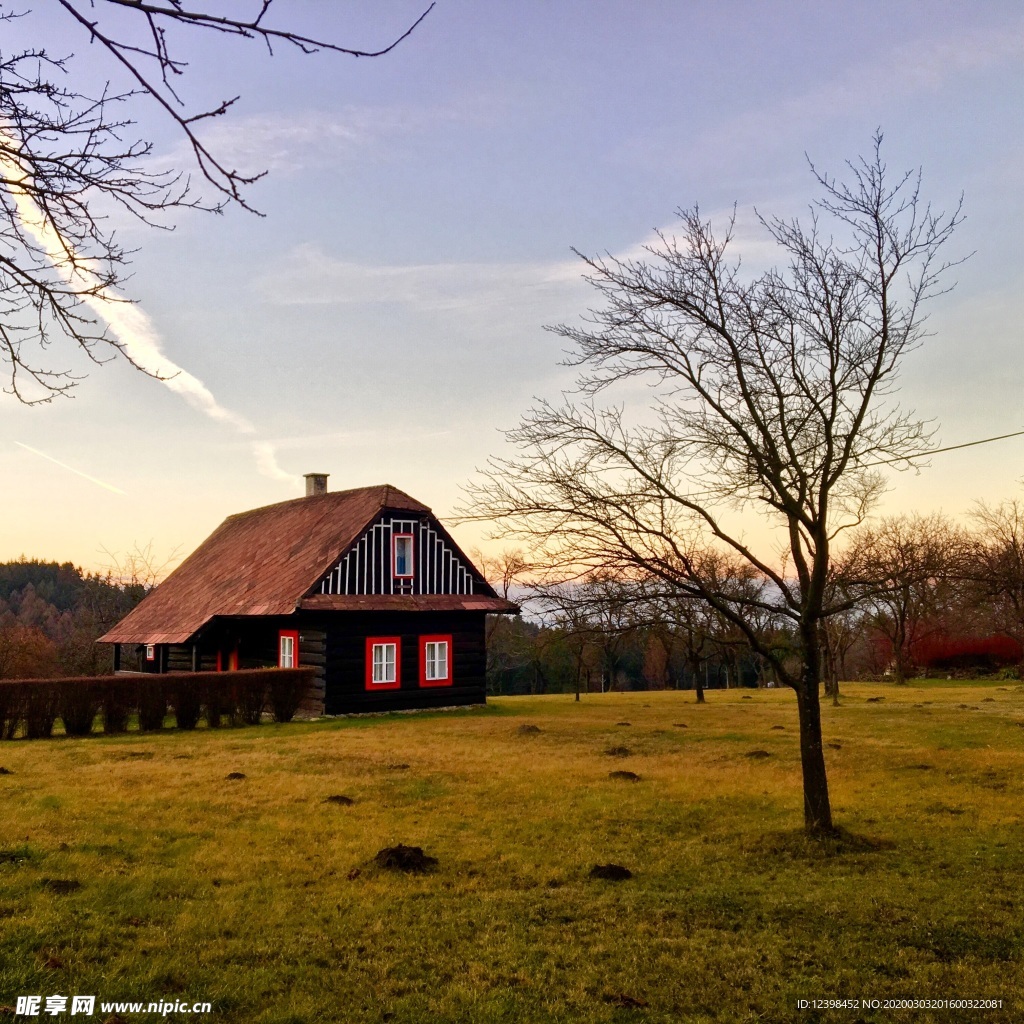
[257,204,786,318]
[1,136,299,485]
[633,17,1024,175]
[150,101,481,180]
[14,441,127,495]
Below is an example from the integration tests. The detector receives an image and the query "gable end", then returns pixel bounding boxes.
[313,513,485,597]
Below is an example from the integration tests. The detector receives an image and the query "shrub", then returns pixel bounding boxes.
[0,683,24,740]
[138,681,167,731]
[102,678,136,734]
[170,676,202,730]
[24,681,60,739]
[202,675,235,728]
[59,681,100,737]
[234,675,266,726]
[268,669,315,723]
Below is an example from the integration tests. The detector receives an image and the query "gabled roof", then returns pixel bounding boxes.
[100,484,511,645]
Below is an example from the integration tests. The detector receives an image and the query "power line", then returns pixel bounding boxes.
[865,428,1024,467]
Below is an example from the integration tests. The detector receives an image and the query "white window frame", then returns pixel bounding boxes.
[370,641,398,685]
[278,631,298,669]
[424,641,448,681]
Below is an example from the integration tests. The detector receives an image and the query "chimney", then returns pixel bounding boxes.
[304,473,329,498]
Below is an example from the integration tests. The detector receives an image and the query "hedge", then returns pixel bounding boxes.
[0,668,316,739]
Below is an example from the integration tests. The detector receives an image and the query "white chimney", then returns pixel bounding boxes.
[304,473,329,497]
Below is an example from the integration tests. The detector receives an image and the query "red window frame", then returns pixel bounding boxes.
[419,634,453,688]
[145,644,155,662]
[217,649,239,672]
[278,630,299,669]
[366,636,401,690]
[392,532,414,578]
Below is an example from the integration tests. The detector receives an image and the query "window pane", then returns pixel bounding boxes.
[373,642,396,683]
[425,640,448,681]
[395,536,412,576]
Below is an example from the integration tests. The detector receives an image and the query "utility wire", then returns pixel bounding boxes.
[865,428,1024,467]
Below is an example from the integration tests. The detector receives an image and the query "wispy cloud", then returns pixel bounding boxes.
[258,206,782,316]
[633,17,1024,175]
[258,243,582,310]
[152,101,482,180]
[0,138,299,486]
[14,441,126,495]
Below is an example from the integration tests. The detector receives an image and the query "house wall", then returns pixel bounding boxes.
[120,611,485,716]
[314,610,486,715]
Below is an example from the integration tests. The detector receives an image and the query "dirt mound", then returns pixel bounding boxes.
[589,863,632,881]
[373,844,437,873]
[608,770,641,782]
[604,993,648,1009]
[771,725,785,730]
[672,723,687,728]
[40,878,81,895]
[225,772,246,780]
[741,695,752,700]
[604,745,631,757]
[516,724,541,735]
[615,721,631,726]
[324,795,354,805]
[387,763,410,770]
[745,750,771,759]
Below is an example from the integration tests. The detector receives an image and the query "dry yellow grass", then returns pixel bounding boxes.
[1,683,1023,1022]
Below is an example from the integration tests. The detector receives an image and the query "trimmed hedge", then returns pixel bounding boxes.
[0,669,315,739]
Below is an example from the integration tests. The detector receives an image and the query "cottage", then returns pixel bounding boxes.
[99,477,518,714]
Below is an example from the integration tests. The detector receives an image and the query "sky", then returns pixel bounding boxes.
[1,1,1023,577]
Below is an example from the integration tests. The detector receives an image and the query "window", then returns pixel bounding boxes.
[365,636,401,690]
[145,644,155,662]
[393,533,414,578]
[278,630,299,669]
[419,634,452,687]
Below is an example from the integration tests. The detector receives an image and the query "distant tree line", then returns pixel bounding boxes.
[481,499,1024,698]
[0,554,155,679]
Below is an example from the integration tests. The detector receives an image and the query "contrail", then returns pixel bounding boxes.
[0,138,298,484]
[14,441,127,495]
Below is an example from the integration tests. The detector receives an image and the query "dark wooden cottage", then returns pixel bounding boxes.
[99,478,518,714]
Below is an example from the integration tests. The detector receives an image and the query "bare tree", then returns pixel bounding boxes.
[845,513,969,684]
[964,499,1024,670]
[0,1,432,401]
[460,137,961,834]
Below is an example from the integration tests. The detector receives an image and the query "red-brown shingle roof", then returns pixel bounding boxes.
[100,484,450,644]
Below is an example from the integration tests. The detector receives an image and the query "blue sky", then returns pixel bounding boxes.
[2,1,1022,573]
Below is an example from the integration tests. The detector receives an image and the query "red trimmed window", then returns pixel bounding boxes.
[278,630,299,669]
[393,533,414,578]
[217,649,239,672]
[366,637,401,689]
[145,644,155,662]
[419,634,452,687]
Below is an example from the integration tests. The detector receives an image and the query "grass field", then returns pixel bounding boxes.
[1,683,1023,1023]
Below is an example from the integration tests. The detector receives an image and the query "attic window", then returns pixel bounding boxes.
[393,533,414,578]
[366,637,401,690]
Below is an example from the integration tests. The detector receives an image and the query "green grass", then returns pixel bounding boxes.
[1,683,1023,1022]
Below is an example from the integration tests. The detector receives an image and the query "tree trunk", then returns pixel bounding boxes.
[794,670,834,834]
[691,656,705,703]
